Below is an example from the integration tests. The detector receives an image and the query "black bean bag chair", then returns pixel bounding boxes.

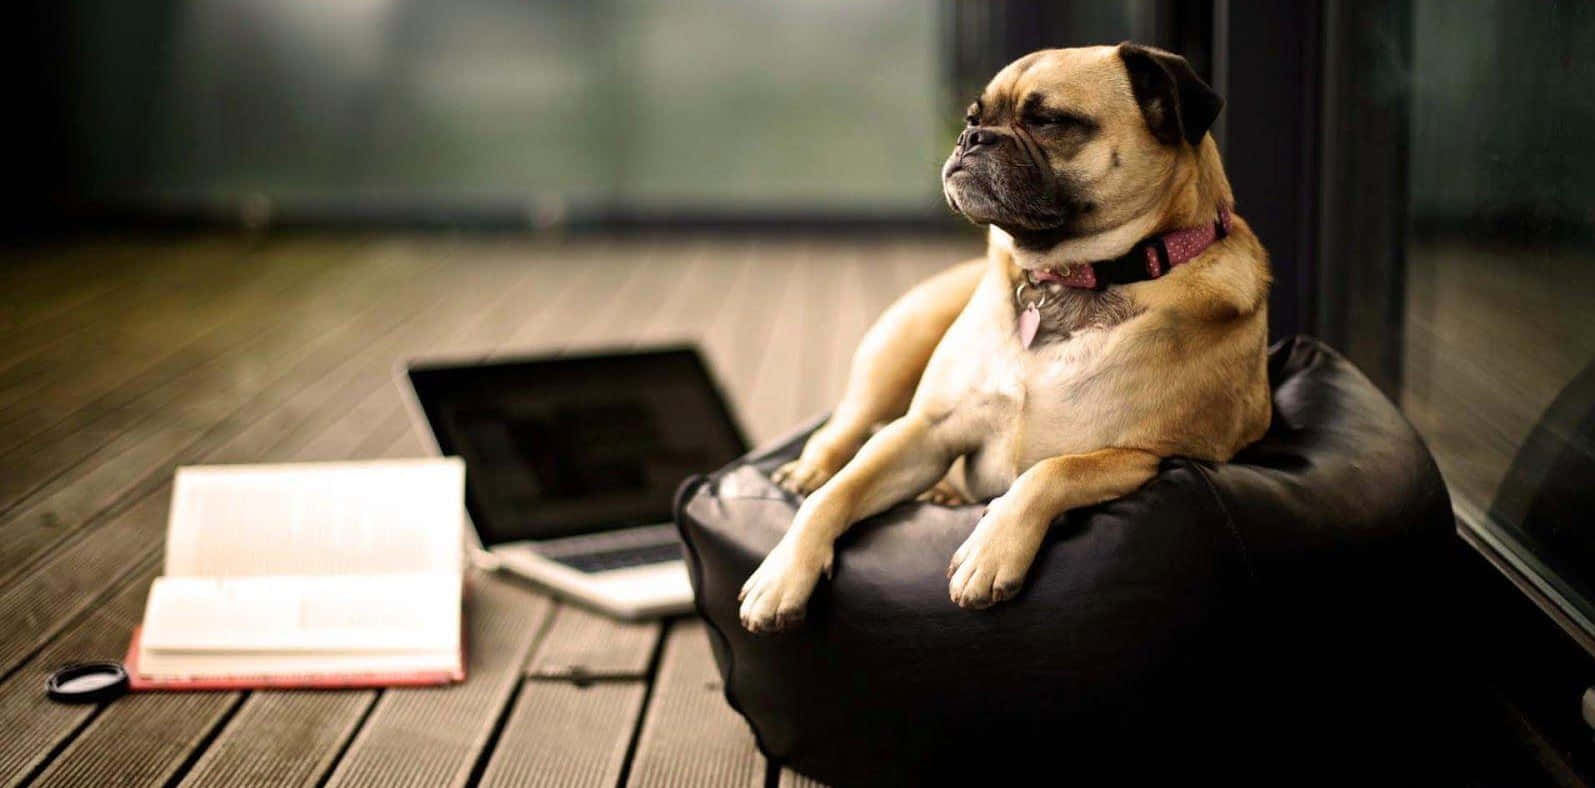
[674,336,1460,785]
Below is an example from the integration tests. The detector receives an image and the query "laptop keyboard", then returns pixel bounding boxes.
[546,540,683,573]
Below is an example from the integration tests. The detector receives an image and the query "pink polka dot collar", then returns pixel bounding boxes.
[1026,208,1234,291]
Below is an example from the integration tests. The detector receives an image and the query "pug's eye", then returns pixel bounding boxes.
[964,104,980,127]
[1026,111,1094,132]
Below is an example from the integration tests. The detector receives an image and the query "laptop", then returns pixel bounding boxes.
[400,346,749,619]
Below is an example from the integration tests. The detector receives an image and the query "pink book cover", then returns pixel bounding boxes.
[123,627,466,692]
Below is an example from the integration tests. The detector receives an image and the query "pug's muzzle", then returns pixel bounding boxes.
[942,126,1071,234]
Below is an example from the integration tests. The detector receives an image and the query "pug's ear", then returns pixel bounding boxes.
[1117,42,1223,147]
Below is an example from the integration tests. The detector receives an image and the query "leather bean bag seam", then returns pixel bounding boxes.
[1185,458,1260,586]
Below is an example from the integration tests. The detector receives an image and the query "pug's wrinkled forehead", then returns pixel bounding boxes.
[970,44,1222,150]
[969,46,1136,132]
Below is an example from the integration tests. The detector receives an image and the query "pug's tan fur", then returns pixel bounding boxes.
[743,44,1271,632]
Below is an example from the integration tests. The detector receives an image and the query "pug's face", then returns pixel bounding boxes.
[940,44,1222,250]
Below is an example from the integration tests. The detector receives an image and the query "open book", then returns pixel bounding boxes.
[127,458,467,690]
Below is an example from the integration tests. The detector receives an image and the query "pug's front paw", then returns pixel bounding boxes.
[946,496,1047,610]
[772,427,863,495]
[738,540,833,633]
[771,458,834,496]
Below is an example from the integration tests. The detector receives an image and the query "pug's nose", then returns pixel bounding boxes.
[964,126,1000,151]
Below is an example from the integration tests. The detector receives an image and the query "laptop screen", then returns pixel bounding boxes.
[405,347,748,546]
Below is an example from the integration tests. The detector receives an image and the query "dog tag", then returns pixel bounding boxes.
[1018,304,1040,349]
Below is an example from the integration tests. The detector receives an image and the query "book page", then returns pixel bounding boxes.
[164,458,465,578]
[139,573,461,653]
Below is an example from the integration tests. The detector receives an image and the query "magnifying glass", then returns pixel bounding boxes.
[46,662,130,704]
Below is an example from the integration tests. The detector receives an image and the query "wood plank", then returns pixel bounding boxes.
[808,241,867,420]
[0,237,346,427]
[478,680,647,788]
[177,691,374,787]
[533,238,674,352]
[322,572,554,788]
[775,240,823,433]
[525,604,661,680]
[712,242,805,444]
[385,421,428,457]
[0,490,179,679]
[0,240,377,516]
[779,768,830,788]
[628,238,726,345]
[803,237,979,426]
[0,242,455,590]
[0,563,158,787]
[0,236,304,434]
[746,242,813,443]
[625,620,765,788]
[0,239,386,513]
[491,247,612,353]
[697,242,762,440]
[0,237,238,372]
[0,238,148,349]
[784,238,853,430]
[30,690,241,788]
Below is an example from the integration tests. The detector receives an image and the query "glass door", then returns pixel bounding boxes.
[1400,0,1595,638]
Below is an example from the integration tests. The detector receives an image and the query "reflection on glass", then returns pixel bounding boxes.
[1403,1,1595,594]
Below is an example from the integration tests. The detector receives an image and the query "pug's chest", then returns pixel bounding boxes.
[962,332,1122,496]
[925,287,1138,497]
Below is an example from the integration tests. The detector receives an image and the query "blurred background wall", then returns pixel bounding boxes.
[55,0,949,223]
[28,0,948,226]
[13,1,1212,232]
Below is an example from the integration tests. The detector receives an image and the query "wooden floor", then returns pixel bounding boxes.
[0,232,981,787]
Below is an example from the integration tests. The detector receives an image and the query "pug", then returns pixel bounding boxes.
[740,43,1272,632]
